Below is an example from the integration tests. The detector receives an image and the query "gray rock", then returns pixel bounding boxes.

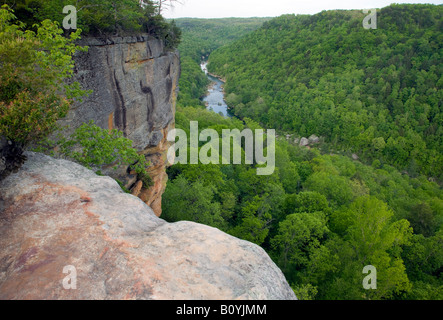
[308,134,320,144]
[58,35,180,152]
[50,35,181,215]
[299,137,309,147]
[0,152,296,300]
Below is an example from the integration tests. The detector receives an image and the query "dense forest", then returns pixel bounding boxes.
[208,4,443,181]
[0,0,181,47]
[175,18,271,62]
[1,0,442,301]
[162,4,443,300]
[174,18,269,107]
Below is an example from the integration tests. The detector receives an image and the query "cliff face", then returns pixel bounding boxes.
[59,34,180,216]
[0,152,296,300]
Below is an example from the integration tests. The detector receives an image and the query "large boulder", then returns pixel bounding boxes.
[299,137,309,147]
[0,152,296,300]
[308,135,320,144]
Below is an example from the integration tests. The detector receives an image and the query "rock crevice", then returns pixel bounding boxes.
[57,34,180,216]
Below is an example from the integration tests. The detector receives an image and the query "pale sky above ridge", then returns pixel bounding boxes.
[163,0,442,19]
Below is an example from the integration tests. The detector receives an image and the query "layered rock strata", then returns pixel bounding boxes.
[58,34,180,216]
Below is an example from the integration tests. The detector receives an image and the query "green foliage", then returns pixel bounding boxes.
[163,105,442,300]
[271,212,329,272]
[328,197,413,299]
[291,283,318,300]
[2,0,181,47]
[164,5,443,300]
[284,191,330,215]
[0,5,88,146]
[162,175,225,228]
[177,56,210,106]
[407,202,440,237]
[208,4,443,180]
[229,194,277,246]
[402,231,443,299]
[174,18,269,108]
[175,18,271,63]
[36,121,152,188]
[163,19,181,50]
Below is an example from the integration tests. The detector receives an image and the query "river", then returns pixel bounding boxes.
[200,61,231,117]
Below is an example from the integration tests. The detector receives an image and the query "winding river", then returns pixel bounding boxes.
[200,62,231,117]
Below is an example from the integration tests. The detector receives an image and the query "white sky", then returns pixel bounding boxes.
[163,0,442,19]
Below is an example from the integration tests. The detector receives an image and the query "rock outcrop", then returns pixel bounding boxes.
[293,135,320,147]
[308,135,320,144]
[57,34,180,217]
[0,153,296,300]
[299,137,309,147]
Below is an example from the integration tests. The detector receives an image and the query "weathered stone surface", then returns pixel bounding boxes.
[0,153,296,300]
[299,137,309,147]
[308,135,320,144]
[62,35,179,149]
[56,34,180,216]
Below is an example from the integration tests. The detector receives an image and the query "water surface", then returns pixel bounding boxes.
[200,62,231,117]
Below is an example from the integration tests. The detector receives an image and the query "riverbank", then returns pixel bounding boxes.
[200,61,231,117]
[207,72,227,83]
[201,61,227,82]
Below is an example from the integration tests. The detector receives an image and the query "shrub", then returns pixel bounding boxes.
[0,5,88,146]
[36,121,153,188]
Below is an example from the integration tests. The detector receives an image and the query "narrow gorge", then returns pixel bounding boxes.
[0,34,296,300]
[200,61,231,117]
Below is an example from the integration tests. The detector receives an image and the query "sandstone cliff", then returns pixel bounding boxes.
[0,152,296,300]
[58,34,180,216]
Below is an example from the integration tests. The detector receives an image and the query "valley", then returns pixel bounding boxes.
[200,61,231,117]
[162,4,443,300]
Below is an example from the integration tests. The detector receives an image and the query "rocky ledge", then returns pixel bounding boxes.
[0,152,296,300]
[57,35,181,217]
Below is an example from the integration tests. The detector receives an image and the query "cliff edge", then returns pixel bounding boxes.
[57,34,180,217]
[0,152,296,300]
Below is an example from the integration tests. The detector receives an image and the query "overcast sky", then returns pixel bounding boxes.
[163,0,442,19]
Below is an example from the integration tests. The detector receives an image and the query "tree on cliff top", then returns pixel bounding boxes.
[149,0,184,15]
[1,0,182,45]
[0,5,155,186]
[0,5,88,146]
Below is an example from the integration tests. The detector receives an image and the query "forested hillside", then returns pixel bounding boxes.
[174,18,269,106]
[163,4,443,300]
[208,4,443,181]
[176,18,270,62]
[165,106,443,300]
